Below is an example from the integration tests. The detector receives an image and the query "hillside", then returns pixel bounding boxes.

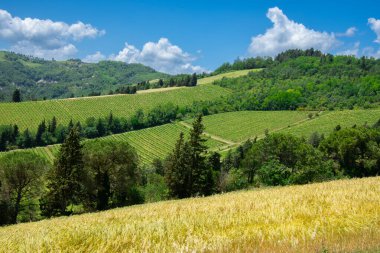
[0,84,229,131]
[0,51,168,101]
[0,177,378,252]
[2,108,378,164]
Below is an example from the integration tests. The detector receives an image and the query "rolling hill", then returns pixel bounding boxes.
[0,177,378,252]
[2,108,378,164]
[0,51,168,101]
[0,84,229,131]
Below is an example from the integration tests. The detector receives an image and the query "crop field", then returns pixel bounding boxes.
[192,111,311,142]
[197,69,261,85]
[0,177,378,252]
[1,109,379,164]
[0,84,228,131]
[278,108,380,137]
[0,123,224,164]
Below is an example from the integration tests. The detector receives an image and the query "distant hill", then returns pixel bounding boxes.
[0,51,168,101]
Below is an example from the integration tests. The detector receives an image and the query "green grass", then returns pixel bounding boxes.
[197,69,261,85]
[0,85,229,131]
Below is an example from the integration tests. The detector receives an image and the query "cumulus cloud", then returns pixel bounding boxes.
[83,51,106,63]
[111,38,207,74]
[337,42,360,56]
[0,9,104,59]
[337,27,357,37]
[368,18,380,43]
[248,7,338,57]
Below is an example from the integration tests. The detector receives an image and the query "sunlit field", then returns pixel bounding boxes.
[0,177,379,253]
[197,69,262,85]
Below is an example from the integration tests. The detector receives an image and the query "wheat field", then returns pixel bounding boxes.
[0,177,379,253]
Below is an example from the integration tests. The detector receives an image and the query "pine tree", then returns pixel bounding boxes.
[164,132,191,198]
[48,117,57,133]
[12,89,21,102]
[190,73,197,86]
[22,129,33,148]
[188,114,211,196]
[41,127,85,216]
[35,120,47,146]
[12,125,19,143]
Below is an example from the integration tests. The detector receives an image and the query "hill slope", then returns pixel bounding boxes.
[2,108,378,164]
[0,51,168,101]
[0,177,378,252]
[0,84,229,131]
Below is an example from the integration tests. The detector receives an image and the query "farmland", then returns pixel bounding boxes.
[197,69,261,85]
[0,177,378,252]
[2,123,225,164]
[0,84,228,131]
[1,108,379,164]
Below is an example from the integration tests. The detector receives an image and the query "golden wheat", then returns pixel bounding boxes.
[0,177,379,253]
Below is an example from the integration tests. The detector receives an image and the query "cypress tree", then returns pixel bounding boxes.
[188,114,211,196]
[12,125,19,143]
[158,79,164,87]
[22,129,33,148]
[190,73,197,86]
[35,120,47,146]
[41,127,85,216]
[12,89,21,102]
[48,117,57,133]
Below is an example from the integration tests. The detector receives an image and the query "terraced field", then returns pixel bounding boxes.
[0,84,229,131]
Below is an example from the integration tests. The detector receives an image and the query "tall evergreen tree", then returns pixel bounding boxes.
[190,73,197,86]
[188,114,213,196]
[41,127,85,216]
[48,117,57,133]
[12,89,21,102]
[35,120,47,146]
[22,129,33,148]
[164,132,191,198]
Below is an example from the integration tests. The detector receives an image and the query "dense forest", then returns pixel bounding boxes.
[0,51,168,101]
[194,50,380,113]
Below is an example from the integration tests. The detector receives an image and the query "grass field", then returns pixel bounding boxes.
[197,69,261,85]
[0,177,378,252]
[0,84,229,131]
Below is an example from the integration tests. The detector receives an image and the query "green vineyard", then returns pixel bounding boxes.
[1,109,379,164]
[0,84,229,131]
[197,69,261,85]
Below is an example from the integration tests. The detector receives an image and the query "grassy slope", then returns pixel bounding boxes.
[5,123,224,164]
[0,177,378,252]
[198,109,380,143]
[0,85,229,131]
[197,69,261,85]
[1,109,378,164]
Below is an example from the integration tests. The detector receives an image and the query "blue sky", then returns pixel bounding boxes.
[0,0,380,73]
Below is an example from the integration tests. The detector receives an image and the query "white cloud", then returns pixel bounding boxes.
[337,42,360,56]
[368,18,380,43]
[83,51,106,63]
[0,9,104,59]
[111,38,207,74]
[362,46,380,58]
[248,7,338,57]
[337,27,357,37]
